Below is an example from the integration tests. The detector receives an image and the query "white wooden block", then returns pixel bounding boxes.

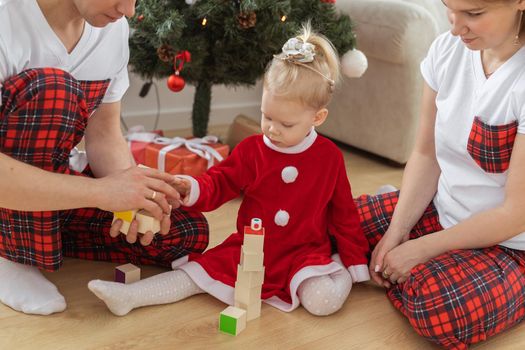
[234,283,262,306]
[219,306,247,335]
[136,210,161,234]
[240,247,264,272]
[236,265,265,289]
[243,233,264,254]
[115,263,141,284]
[235,299,262,321]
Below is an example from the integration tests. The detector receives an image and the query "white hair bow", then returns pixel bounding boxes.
[281,37,316,63]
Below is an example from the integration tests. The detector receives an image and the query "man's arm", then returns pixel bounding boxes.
[84,101,134,177]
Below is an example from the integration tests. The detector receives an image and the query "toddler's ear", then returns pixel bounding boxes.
[313,108,328,127]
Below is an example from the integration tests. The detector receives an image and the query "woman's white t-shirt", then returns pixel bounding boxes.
[421,31,525,250]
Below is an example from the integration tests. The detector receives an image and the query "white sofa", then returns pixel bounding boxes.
[319,0,450,164]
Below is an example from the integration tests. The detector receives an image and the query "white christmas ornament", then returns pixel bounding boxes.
[281,166,298,183]
[185,0,197,4]
[274,210,290,227]
[341,49,368,78]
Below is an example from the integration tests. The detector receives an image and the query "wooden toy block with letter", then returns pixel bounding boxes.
[112,209,138,235]
[114,263,141,284]
[219,306,247,336]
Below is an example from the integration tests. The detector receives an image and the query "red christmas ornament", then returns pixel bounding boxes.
[167,51,192,93]
[137,14,144,21]
[321,0,336,3]
[167,74,185,92]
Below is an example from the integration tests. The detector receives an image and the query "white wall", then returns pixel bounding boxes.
[121,73,262,131]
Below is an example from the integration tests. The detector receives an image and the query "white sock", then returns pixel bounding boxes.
[88,269,203,316]
[298,268,352,316]
[0,257,66,315]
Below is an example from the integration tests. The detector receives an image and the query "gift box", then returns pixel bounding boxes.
[125,126,164,165]
[145,136,229,177]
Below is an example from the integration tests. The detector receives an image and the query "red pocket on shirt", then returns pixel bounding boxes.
[467,116,518,173]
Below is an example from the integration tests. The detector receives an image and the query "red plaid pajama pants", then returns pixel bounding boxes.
[0,68,209,271]
[356,191,525,349]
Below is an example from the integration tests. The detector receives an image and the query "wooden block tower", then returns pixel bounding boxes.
[219,218,265,335]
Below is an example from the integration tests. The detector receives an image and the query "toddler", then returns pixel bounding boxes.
[89,24,370,316]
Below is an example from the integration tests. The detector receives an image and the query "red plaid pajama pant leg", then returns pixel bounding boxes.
[0,68,209,271]
[356,191,525,349]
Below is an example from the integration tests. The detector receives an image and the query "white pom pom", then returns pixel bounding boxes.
[185,0,196,4]
[281,166,298,184]
[341,49,368,78]
[274,210,290,227]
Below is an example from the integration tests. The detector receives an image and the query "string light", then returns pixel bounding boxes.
[202,17,207,26]
[280,15,287,22]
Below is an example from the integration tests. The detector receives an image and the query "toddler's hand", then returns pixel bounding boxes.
[171,176,191,204]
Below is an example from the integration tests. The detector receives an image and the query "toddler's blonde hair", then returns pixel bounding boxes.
[264,23,341,111]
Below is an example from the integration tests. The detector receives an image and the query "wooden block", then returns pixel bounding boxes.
[234,283,262,306]
[226,114,261,150]
[235,299,262,321]
[136,210,161,234]
[243,230,264,253]
[112,210,138,235]
[219,306,246,335]
[240,247,264,272]
[236,265,265,289]
[114,263,141,284]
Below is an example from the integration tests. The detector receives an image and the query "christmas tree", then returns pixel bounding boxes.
[129,0,359,137]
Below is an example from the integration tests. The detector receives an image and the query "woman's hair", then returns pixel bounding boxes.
[263,23,341,110]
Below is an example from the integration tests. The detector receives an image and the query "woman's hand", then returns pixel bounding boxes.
[382,237,434,285]
[369,228,409,288]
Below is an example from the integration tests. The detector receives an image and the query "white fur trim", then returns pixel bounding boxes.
[281,166,298,184]
[274,210,290,227]
[263,128,317,154]
[265,262,343,312]
[175,175,200,207]
[347,264,370,282]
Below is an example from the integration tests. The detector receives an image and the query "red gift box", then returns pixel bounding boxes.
[145,136,229,177]
[126,126,164,165]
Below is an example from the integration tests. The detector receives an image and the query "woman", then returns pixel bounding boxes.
[0,0,208,316]
[356,0,525,348]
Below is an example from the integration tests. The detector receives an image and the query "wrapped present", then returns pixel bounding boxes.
[145,135,229,176]
[125,125,164,165]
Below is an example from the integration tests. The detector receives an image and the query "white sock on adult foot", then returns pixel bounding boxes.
[88,269,203,316]
[0,257,66,315]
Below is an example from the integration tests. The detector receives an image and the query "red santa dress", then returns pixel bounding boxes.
[172,129,370,311]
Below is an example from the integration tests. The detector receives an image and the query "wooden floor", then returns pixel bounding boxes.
[2,141,525,349]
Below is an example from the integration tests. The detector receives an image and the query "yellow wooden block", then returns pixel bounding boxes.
[113,210,137,223]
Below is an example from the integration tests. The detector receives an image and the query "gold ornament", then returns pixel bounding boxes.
[237,11,256,29]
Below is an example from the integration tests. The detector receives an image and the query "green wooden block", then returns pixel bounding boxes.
[219,306,246,335]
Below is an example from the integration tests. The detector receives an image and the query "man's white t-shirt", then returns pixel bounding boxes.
[421,31,525,250]
[0,0,129,103]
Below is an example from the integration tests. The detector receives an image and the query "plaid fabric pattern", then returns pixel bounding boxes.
[467,117,518,173]
[356,191,443,252]
[0,68,209,271]
[356,191,525,349]
[61,206,208,268]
